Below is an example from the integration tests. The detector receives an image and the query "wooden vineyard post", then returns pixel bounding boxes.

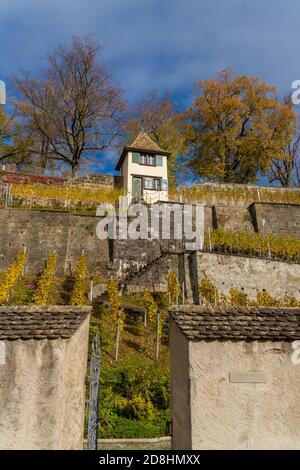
[89,279,94,302]
[156,312,161,360]
[22,245,27,277]
[115,313,121,361]
[268,241,271,259]
[208,227,212,251]
[88,335,101,450]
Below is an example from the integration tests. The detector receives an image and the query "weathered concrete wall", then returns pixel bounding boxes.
[188,340,300,449]
[170,322,192,450]
[0,208,109,275]
[184,251,300,303]
[212,205,254,232]
[0,316,90,450]
[250,202,300,237]
[69,172,122,188]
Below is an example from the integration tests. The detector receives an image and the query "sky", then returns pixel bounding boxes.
[1,0,300,174]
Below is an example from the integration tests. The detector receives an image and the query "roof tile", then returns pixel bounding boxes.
[128,132,166,153]
[0,306,91,340]
[169,305,300,341]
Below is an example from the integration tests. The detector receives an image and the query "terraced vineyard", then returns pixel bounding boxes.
[205,228,300,262]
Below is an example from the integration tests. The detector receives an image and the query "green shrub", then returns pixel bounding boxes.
[116,394,153,420]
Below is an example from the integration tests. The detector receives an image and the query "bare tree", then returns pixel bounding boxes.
[14,36,125,176]
[269,94,300,187]
[269,133,300,187]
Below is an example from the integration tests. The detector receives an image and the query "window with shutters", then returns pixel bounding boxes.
[139,153,156,166]
[144,177,161,190]
[153,178,161,190]
[144,177,153,189]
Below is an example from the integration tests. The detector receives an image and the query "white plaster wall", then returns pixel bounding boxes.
[0,318,89,450]
[125,152,168,202]
[195,252,300,300]
[188,340,300,449]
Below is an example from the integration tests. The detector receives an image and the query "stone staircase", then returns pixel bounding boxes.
[104,237,182,293]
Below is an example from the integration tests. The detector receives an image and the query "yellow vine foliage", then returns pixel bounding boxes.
[199,277,219,305]
[170,185,300,206]
[0,251,26,304]
[107,278,125,332]
[70,256,88,306]
[229,288,248,306]
[10,183,122,209]
[282,295,300,307]
[167,272,181,303]
[33,252,58,305]
[198,275,300,308]
[256,291,281,307]
[205,227,300,261]
[143,291,158,323]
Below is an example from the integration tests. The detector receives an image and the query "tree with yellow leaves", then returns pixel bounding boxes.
[183,69,297,183]
[0,107,32,164]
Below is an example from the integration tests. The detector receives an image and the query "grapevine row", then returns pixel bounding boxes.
[70,256,88,306]
[0,251,26,304]
[205,228,300,261]
[199,277,300,307]
[9,183,122,209]
[170,184,300,205]
[33,252,58,305]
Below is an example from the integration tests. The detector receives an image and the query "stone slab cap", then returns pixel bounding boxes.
[0,305,91,340]
[169,304,300,341]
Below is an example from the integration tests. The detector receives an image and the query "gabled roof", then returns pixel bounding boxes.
[169,305,300,341]
[129,132,166,153]
[115,131,171,170]
[0,306,91,340]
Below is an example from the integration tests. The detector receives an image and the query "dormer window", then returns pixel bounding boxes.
[140,153,156,166]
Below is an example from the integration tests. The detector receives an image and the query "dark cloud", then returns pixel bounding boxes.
[1,0,299,105]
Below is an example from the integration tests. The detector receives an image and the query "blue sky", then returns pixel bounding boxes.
[1,0,300,174]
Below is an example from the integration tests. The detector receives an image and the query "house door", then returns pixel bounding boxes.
[132,176,142,200]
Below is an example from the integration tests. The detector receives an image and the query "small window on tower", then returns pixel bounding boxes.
[139,154,156,166]
[144,177,153,189]
[153,178,161,190]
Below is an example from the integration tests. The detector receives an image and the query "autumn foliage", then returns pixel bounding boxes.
[33,252,58,305]
[184,68,297,183]
[70,256,88,306]
[0,251,26,304]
